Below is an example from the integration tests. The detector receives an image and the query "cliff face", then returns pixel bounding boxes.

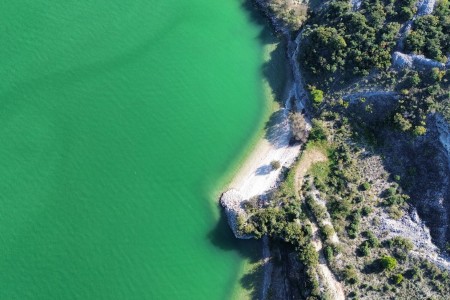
[435,115,450,246]
[382,114,450,250]
[411,116,450,249]
[437,115,450,169]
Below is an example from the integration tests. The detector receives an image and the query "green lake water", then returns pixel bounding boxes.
[0,1,268,299]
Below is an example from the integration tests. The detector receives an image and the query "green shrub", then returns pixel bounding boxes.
[364,231,380,248]
[347,210,361,239]
[387,236,414,252]
[361,206,373,216]
[361,182,371,191]
[385,187,397,197]
[358,241,371,256]
[300,243,319,267]
[270,160,281,170]
[379,256,398,272]
[413,126,427,136]
[309,119,327,141]
[324,245,334,261]
[388,205,404,220]
[392,273,404,285]
[343,265,359,284]
[310,87,324,104]
[321,224,335,241]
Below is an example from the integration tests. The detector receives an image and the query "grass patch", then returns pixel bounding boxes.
[279,164,298,198]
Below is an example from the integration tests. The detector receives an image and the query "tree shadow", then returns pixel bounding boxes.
[264,109,291,148]
[240,0,282,44]
[207,207,265,299]
[239,263,264,300]
[256,164,272,175]
[207,207,262,263]
[262,40,291,106]
[362,258,384,274]
[241,0,291,107]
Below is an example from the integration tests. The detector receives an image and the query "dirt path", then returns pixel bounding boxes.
[294,148,345,300]
[310,222,345,300]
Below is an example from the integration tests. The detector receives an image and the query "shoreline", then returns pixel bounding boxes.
[220,14,307,235]
[223,27,299,300]
[211,38,292,202]
[223,15,308,300]
[218,2,311,298]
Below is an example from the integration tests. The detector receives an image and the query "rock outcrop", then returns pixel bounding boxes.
[220,189,253,239]
[392,51,446,70]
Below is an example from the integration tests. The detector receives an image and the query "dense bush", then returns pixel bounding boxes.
[309,119,328,141]
[358,241,371,256]
[347,210,361,239]
[343,265,359,284]
[324,245,334,261]
[300,243,320,267]
[387,236,413,250]
[361,182,371,191]
[310,87,325,105]
[364,230,380,247]
[321,224,335,241]
[392,273,404,285]
[271,160,281,170]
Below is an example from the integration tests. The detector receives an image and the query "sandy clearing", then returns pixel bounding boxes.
[294,148,327,197]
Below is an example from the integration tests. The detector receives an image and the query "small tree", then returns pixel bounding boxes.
[290,113,309,143]
[270,160,281,170]
[394,113,412,131]
[379,256,397,272]
[413,126,426,136]
[309,119,327,141]
[343,265,359,284]
[392,273,404,285]
[310,88,324,104]
[361,182,371,191]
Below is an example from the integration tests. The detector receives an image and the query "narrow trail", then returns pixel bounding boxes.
[294,148,345,300]
[310,225,345,300]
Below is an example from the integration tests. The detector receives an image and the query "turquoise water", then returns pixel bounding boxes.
[0,1,267,299]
